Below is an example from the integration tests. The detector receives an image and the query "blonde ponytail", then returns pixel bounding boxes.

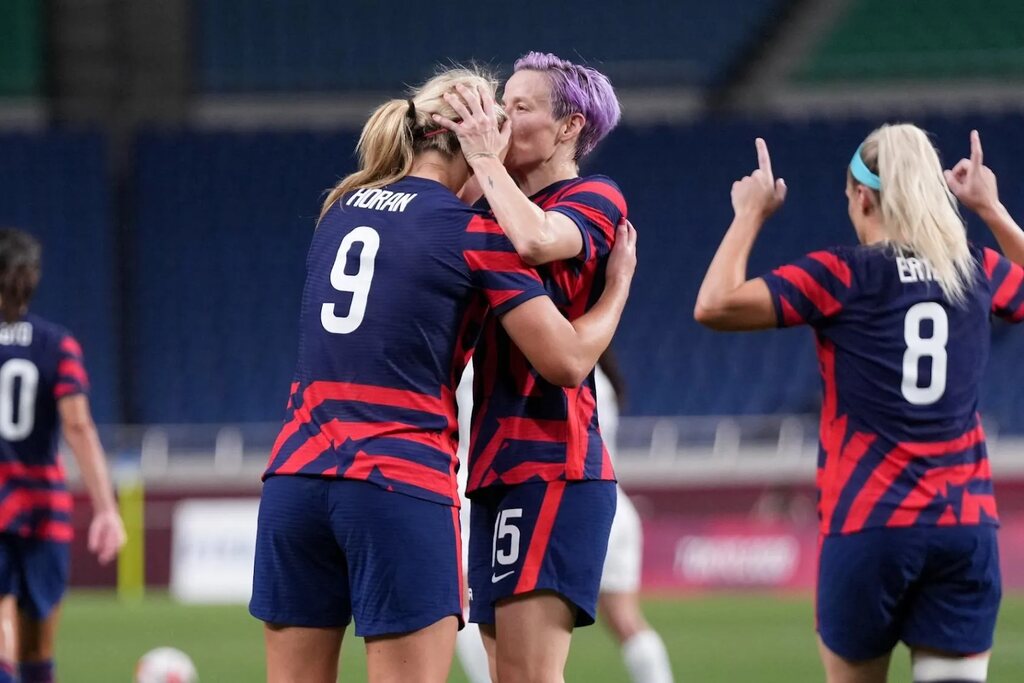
[320,99,415,216]
[859,124,975,305]
[320,65,505,218]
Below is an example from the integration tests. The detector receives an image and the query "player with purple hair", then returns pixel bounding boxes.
[436,52,672,683]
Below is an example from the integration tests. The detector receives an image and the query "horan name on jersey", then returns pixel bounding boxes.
[345,188,418,213]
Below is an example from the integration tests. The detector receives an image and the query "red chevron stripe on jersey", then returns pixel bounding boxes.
[467,176,626,495]
[762,244,1015,536]
[772,264,843,317]
[265,177,549,506]
[0,315,82,541]
[270,381,455,463]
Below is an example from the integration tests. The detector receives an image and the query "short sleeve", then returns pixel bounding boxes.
[463,215,549,316]
[55,334,90,399]
[982,247,1024,322]
[760,248,855,328]
[545,177,627,263]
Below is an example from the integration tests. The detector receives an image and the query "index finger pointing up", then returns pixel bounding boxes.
[970,129,983,168]
[756,137,773,179]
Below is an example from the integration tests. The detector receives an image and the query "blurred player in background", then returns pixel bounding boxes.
[593,351,674,683]
[0,229,125,683]
[436,52,632,682]
[249,66,636,683]
[695,127,1022,683]
[453,361,491,683]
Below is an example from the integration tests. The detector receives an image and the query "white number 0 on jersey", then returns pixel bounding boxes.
[320,226,380,334]
[0,358,38,441]
[901,302,948,405]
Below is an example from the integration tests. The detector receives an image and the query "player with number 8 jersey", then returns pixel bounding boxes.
[249,66,636,683]
[696,125,1023,682]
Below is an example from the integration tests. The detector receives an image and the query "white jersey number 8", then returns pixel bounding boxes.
[0,358,38,442]
[320,226,381,334]
[901,302,948,406]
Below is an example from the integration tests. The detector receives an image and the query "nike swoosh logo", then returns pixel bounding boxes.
[491,570,515,583]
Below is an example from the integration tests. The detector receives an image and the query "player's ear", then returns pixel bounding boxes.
[559,113,585,143]
[857,185,875,216]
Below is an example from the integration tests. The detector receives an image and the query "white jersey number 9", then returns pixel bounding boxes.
[0,359,39,442]
[901,302,948,406]
[321,226,381,334]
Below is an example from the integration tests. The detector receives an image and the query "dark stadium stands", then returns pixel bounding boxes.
[123,114,1024,428]
[195,0,791,91]
[129,130,358,423]
[0,131,119,422]
[799,0,1024,83]
[7,118,1024,427]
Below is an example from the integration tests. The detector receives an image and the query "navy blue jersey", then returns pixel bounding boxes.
[0,313,86,541]
[266,177,548,505]
[761,244,1024,535]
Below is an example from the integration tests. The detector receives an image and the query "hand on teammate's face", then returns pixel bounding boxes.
[945,130,1000,215]
[433,83,505,163]
[731,138,787,220]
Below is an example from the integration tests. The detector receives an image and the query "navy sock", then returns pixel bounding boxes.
[20,659,55,683]
[0,660,15,683]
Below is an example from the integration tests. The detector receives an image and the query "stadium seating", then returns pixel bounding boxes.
[799,0,1024,82]
[0,131,119,422]
[195,0,791,91]
[0,0,42,96]
[130,130,359,422]
[128,114,1024,430]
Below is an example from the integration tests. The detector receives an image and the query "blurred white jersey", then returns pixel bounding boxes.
[457,362,474,566]
[595,365,643,594]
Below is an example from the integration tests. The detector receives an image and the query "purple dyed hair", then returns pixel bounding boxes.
[513,52,621,160]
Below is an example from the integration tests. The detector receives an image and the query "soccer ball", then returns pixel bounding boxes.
[135,647,198,683]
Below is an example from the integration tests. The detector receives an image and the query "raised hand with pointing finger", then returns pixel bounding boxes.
[731,138,788,220]
[945,130,1001,215]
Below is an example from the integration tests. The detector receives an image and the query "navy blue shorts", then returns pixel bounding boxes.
[0,535,69,620]
[249,476,463,637]
[818,525,1001,660]
[467,480,616,627]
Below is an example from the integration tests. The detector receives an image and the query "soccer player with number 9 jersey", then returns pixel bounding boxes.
[696,126,1023,683]
[0,229,125,683]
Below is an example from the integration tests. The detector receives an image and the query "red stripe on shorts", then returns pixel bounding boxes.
[514,481,566,594]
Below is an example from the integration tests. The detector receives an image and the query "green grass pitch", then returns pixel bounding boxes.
[57,592,1024,681]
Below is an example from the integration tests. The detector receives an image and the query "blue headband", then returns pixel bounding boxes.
[850,144,881,190]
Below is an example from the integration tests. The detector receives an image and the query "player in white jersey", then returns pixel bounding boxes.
[594,352,674,683]
[454,361,494,683]
[454,353,673,683]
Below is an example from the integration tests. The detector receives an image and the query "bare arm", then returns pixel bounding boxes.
[946,129,1024,265]
[500,221,636,386]
[467,156,583,265]
[58,394,125,564]
[694,138,786,331]
[435,84,584,265]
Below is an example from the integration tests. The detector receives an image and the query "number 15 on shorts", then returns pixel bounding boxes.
[492,509,523,581]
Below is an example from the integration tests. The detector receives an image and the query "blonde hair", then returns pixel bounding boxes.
[321,66,505,217]
[855,123,975,305]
